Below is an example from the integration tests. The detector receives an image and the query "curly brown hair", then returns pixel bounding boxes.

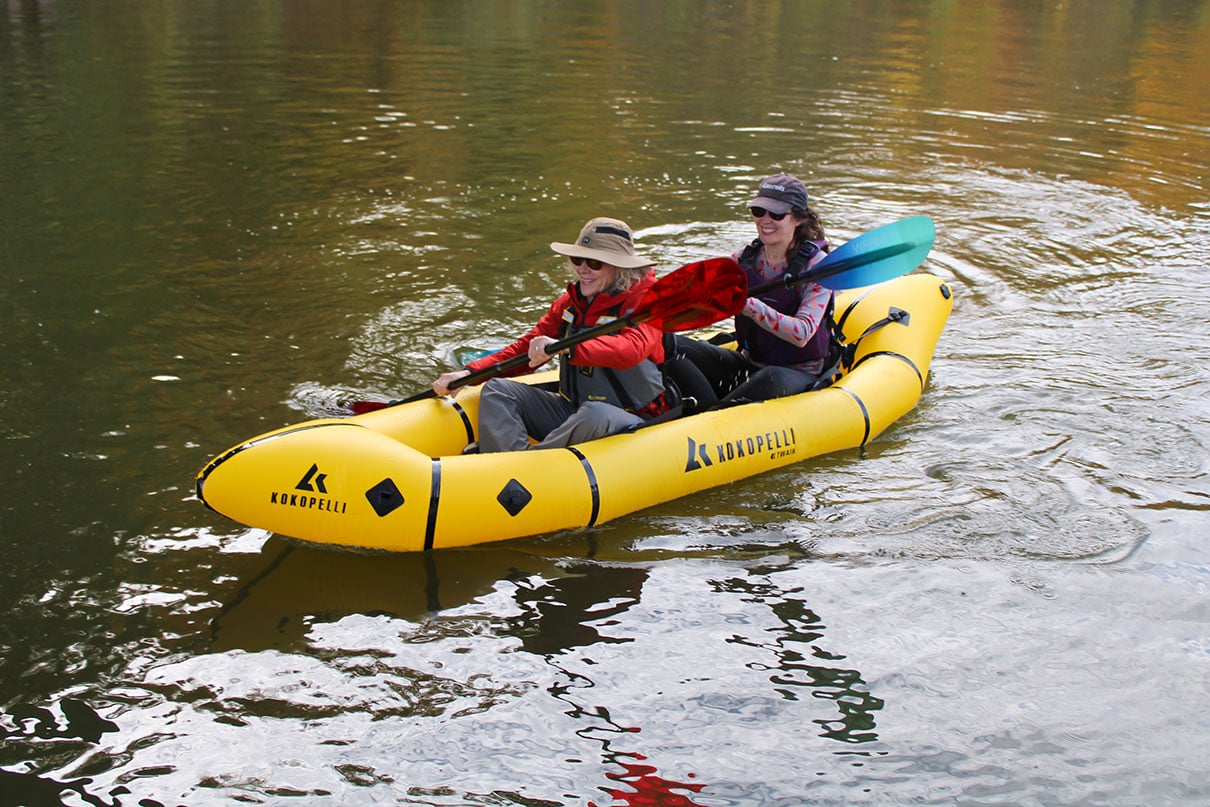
[788,205,828,256]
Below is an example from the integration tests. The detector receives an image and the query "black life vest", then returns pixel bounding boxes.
[558,305,665,412]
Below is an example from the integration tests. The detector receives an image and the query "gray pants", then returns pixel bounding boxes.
[476,378,644,453]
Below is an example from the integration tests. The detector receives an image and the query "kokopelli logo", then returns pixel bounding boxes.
[295,463,328,494]
[684,428,798,473]
[269,462,348,515]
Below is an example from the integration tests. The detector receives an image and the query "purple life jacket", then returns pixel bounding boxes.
[734,238,833,367]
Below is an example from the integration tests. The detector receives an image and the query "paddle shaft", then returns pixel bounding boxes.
[441,309,649,395]
[351,217,934,412]
[747,240,914,298]
[395,246,902,405]
[459,242,918,381]
[393,257,747,406]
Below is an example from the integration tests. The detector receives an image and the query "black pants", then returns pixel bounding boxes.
[667,335,820,406]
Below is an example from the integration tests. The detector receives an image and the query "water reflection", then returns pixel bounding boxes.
[718,574,884,745]
[0,699,120,805]
[508,564,712,806]
[207,537,588,652]
[508,562,647,656]
[190,542,881,803]
[208,541,437,652]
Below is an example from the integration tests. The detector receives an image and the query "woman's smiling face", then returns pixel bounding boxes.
[573,259,617,298]
[752,207,797,252]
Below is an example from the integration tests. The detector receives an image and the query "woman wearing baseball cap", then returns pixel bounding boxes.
[669,172,835,406]
[432,216,671,453]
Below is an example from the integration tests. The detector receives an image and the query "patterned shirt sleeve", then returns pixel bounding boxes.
[739,249,830,347]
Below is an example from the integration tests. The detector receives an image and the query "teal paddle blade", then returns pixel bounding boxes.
[807,215,935,290]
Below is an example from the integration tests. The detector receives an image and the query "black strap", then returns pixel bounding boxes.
[625,397,696,431]
[811,306,909,391]
[601,365,641,411]
[856,307,909,339]
[594,224,632,241]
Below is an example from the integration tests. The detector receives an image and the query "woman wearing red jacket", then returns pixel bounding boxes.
[432,217,668,453]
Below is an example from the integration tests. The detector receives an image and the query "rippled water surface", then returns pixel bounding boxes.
[2,2,1209,805]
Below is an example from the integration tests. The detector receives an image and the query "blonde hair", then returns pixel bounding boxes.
[611,264,651,291]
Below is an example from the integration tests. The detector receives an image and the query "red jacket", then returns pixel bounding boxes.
[466,270,665,377]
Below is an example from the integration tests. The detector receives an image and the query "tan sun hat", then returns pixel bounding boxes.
[550,216,655,270]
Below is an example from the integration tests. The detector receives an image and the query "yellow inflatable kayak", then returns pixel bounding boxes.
[196,272,953,552]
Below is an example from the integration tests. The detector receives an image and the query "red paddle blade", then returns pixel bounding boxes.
[639,257,747,331]
[347,400,390,415]
[343,257,746,416]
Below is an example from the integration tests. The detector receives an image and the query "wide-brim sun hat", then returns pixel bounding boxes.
[748,173,809,216]
[550,216,655,270]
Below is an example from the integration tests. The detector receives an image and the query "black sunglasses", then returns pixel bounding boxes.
[750,206,788,221]
[570,257,606,270]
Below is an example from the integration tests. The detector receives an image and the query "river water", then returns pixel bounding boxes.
[2,2,1208,805]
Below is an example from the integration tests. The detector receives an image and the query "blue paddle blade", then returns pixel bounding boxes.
[807,215,935,290]
[452,346,501,366]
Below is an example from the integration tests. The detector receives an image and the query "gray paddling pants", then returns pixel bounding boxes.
[476,378,645,453]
